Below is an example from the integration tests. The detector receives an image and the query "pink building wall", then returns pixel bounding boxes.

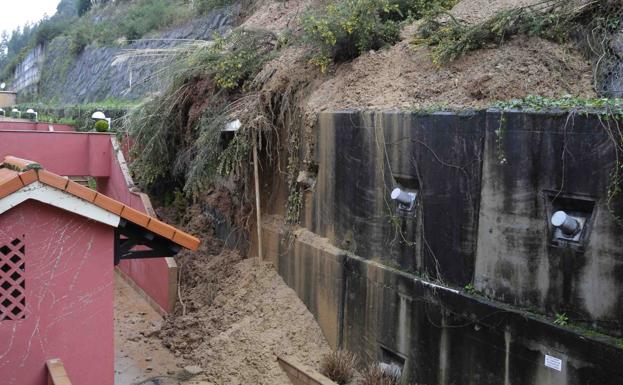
[0,122,74,131]
[97,139,175,313]
[0,200,114,385]
[0,131,111,177]
[0,131,175,312]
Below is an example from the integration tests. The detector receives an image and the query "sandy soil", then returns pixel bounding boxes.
[306,36,595,111]
[250,0,596,113]
[160,248,331,385]
[449,0,545,24]
[242,0,315,32]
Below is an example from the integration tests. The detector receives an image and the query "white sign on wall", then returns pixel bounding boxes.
[544,354,563,372]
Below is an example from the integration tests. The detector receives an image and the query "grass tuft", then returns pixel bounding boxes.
[320,350,358,385]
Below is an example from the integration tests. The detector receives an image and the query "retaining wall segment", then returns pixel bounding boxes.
[255,109,623,385]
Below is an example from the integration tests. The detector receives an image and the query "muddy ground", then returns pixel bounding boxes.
[160,248,331,385]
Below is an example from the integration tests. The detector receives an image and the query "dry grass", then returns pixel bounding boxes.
[359,364,401,385]
[320,350,358,385]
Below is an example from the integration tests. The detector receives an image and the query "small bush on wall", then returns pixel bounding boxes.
[94,119,110,132]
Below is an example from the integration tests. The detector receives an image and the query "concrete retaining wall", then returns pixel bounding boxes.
[256,110,623,385]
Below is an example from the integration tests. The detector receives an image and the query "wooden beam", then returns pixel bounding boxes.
[277,356,337,385]
[253,129,264,261]
[46,358,72,385]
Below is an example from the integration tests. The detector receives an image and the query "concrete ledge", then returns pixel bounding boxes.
[277,356,337,385]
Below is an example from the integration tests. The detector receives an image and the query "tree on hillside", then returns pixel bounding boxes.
[57,0,77,17]
[76,0,92,16]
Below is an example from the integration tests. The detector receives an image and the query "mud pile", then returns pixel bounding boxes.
[160,249,330,385]
[249,0,596,113]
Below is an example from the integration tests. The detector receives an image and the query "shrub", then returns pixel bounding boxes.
[77,0,93,16]
[94,119,109,132]
[301,0,458,72]
[34,18,68,45]
[194,0,236,15]
[359,364,401,385]
[69,24,93,55]
[415,0,623,70]
[320,350,357,385]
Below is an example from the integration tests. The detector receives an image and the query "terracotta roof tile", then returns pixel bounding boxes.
[4,156,40,171]
[120,206,151,228]
[0,169,23,199]
[173,231,200,252]
[93,193,124,215]
[147,220,177,240]
[66,180,97,202]
[38,169,69,190]
[0,156,200,251]
[18,169,38,186]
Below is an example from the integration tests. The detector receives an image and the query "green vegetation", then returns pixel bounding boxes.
[494,95,623,113]
[0,0,237,82]
[194,0,238,15]
[554,312,569,326]
[126,29,278,196]
[67,0,193,54]
[464,282,476,294]
[22,100,132,131]
[415,0,623,94]
[415,1,572,65]
[94,120,110,132]
[301,0,457,72]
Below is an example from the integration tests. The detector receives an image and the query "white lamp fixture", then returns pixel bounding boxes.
[26,108,37,121]
[391,187,417,211]
[551,210,581,237]
[222,119,242,132]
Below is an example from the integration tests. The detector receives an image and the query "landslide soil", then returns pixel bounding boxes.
[251,0,596,113]
[156,0,597,383]
[158,205,330,385]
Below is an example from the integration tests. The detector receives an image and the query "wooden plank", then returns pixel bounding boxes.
[277,356,338,385]
[46,358,73,385]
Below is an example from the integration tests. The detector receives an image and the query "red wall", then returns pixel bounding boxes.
[0,131,174,313]
[0,122,74,131]
[0,200,114,385]
[97,140,173,312]
[0,131,111,177]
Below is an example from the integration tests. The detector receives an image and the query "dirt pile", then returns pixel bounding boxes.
[250,0,596,112]
[307,36,594,111]
[242,0,314,32]
[448,0,544,24]
[160,249,331,385]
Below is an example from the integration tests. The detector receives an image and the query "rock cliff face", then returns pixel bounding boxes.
[28,7,238,104]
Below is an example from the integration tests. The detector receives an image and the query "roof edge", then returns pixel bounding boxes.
[0,156,200,251]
